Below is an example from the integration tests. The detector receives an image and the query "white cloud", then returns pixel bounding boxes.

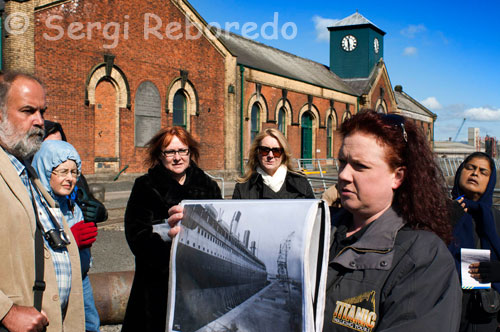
[312,15,339,42]
[400,24,427,38]
[403,46,417,56]
[420,97,442,110]
[464,107,500,121]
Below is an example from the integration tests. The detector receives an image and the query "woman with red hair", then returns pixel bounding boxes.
[122,127,221,332]
[323,110,461,331]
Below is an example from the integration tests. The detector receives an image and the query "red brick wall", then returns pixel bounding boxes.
[34,0,226,174]
[242,80,350,160]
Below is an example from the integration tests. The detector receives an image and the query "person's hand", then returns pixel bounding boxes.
[80,199,108,223]
[1,304,49,332]
[469,261,500,283]
[456,197,468,213]
[167,205,184,238]
[70,220,98,249]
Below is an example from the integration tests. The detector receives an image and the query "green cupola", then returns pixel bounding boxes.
[328,12,386,79]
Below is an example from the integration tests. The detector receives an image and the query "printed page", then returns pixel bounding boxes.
[461,248,490,289]
[166,199,326,332]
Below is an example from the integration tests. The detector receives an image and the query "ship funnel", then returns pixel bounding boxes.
[250,241,256,255]
[243,230,250,248]
[230,211,241,235]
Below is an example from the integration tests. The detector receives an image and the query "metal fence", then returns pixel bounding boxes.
[296,157,500,208]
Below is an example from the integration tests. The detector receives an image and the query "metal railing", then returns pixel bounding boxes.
[296,157,500,208]
[205,172,225,197]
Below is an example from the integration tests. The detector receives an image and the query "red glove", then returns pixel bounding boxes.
[70,220,98,249]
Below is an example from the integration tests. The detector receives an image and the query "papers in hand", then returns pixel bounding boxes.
[461,248,490,289]
[152,219,172,242]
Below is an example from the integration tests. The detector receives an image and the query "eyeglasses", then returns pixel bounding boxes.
[382,114,408,143]
[52,169,79,178]
[162,148,190,158]
[258,146,283,158]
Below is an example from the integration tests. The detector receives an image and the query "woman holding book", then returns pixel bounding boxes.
[448,152,500,331]
[122,127,222,332]
[323,110,461,331]
[232,128,314,199]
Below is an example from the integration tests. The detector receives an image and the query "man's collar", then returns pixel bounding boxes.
[2,146,26,176]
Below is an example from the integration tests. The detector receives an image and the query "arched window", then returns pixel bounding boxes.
[251,103,260,142]
[278,107,286,135]
[327,115,333,158]
[173,90,187,128]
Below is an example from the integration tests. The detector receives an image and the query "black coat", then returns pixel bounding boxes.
[122,163,221,332]
[232,171,314,199]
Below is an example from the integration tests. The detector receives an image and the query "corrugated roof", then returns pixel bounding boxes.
[395,90,436,118]
[217,30,358,95]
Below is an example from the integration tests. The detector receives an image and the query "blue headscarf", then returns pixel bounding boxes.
[449,152,500,292]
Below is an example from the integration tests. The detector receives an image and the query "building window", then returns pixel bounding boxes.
[173,90,187,128]
[134,81,161,147]
[327,115,333,158]
[278,107,286,135]
[251,103,260,142]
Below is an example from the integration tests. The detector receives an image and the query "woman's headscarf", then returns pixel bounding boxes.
[449,152,500,291]
[31,140,82,199]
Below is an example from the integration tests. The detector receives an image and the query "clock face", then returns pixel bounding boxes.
[341,35,357,52]
[374,38,380,54]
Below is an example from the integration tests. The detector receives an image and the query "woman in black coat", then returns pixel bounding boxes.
[232,128,314,199]
[122,127,221,332]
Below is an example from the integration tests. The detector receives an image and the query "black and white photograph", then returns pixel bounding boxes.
[166,199,329,332]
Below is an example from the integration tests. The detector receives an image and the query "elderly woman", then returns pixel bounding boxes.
[449,152,500,331]
[323,111,461,331]
[32,140,100,332]
[122,127,222,332]
[232,128,314,199]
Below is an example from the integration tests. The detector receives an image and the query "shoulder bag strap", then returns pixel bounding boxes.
[28,182,46,312]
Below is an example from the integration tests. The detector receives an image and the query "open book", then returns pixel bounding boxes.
[165,199,330,332]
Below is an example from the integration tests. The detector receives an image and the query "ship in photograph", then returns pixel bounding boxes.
[166,199,330,332]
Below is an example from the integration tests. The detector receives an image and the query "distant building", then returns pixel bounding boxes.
[1,3,435,175]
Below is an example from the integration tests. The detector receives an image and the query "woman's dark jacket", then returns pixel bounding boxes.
[122,163,221,332]
[232,171,314,199]
[448,157,500,331]
[324,208,462,331]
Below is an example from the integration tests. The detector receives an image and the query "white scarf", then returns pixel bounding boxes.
[256,164,288,193]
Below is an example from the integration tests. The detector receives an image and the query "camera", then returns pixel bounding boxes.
[44,229,71,249]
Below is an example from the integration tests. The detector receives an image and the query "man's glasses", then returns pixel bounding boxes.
[52,169,80,178]
[162,148,190,158]
[382,114,408,143]
[258,146,283,158]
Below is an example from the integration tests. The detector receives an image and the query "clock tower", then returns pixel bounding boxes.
[328,12,385,79]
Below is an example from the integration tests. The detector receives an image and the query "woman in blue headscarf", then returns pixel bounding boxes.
[32,140,100,332]
[449,152,500,332]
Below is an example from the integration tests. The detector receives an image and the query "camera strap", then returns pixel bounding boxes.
[28,181,46,312]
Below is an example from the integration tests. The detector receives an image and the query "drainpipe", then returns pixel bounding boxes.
[239,65,245,175]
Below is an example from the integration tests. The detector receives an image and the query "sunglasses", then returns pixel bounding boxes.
[382,114,408,143]
[258,146,283,158]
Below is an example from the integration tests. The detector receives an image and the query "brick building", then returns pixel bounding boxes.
[1,1,435,177]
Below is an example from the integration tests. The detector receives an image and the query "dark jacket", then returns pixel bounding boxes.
[232,171,314,199]
[324,208,462,332]
[122,163,221,332]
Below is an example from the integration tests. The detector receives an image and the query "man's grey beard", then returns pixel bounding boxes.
[0,117,44,159]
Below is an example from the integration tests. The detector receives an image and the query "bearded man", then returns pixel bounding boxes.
[0,72,84,332]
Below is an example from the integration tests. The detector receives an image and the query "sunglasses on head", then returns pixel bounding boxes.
[258,146,283,158]
[382,114,408,143]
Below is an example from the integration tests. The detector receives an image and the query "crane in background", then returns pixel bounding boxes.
[454,118,467,142]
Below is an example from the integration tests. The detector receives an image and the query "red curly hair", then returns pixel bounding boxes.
[341,110,452,244]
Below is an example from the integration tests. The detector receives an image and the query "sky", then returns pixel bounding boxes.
[188,0,500,142]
